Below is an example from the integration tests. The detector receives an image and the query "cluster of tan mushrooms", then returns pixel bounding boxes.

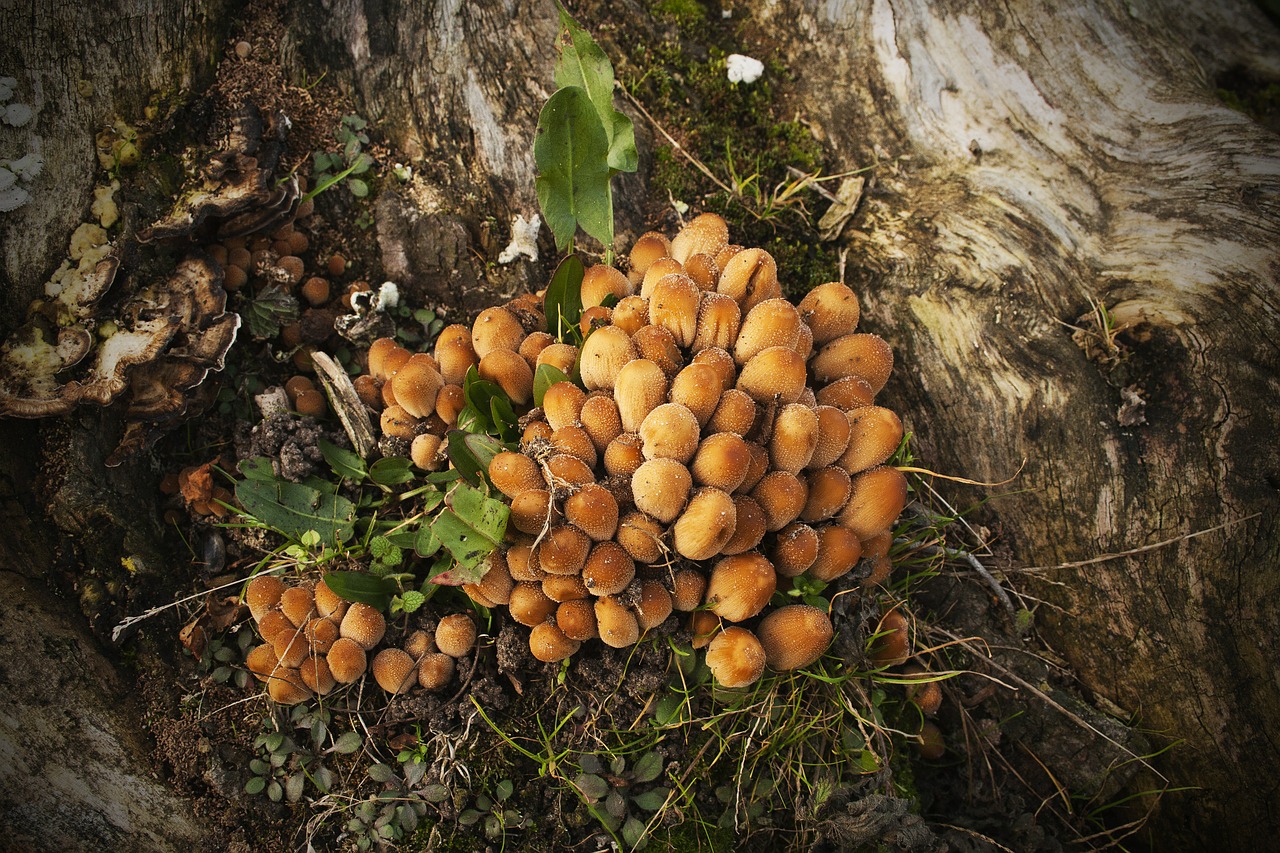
[347,213,910,689]
[243,574,477,704]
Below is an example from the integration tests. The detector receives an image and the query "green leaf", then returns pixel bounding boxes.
[399,590,426,613]
[348,178,369,198]
[321,571,395,610]
[578,753,602,775]
[414,523,441,558]
[285,772,305,803]
[245,283,300,340]
[605,789,626,819]
[621,815,648,850]
[267,780,283,802]
[368,763,397,783]
[535,86,613,252]
[631,751,663,784]
[553,7,638,174]
[533,364,574,408]
[495,779,514,801]
[446,428,506,488]
[369,456,415,486]
[429,482,509,585]
[575,773,609,801]
[332,730,364,754]
[235,476,355,545]
[632,788,669,811]
[320,439,367,481]
[421,783,450,803]
[459,809,482,826]
[265,732,286,753]
[238,457,277,481]
[245,775,266,795]
[543,254,585,343]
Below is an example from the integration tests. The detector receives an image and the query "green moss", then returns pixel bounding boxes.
[611,10,840,297]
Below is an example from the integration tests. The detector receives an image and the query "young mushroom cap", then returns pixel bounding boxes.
[246,575,285,622]
[809,524,864,582]
[615,511,667,564]
[705,626,767,688]
[280,585,316,628]
[734,298,803,365]
[668,363,722,428]
[691,431,752,493]
[510,488,556,535]
[839,466,909,539]
[721,495,767,555]
[272,626,311,669]
[434,323,479,385]
[707,389,757,437]
[809,405,853,469]
[797,282,861,345]
[595,596,641,648]
[391,356,444,419]
[769,403,820,474]
[671,569,709,611]
[691,292,742,353]
[418,652,457,691]
[581,540,636,596]
[551,424,598,467]
[298,655,337,695]
[810,333,894,394]
[705,553,777,622]
[542,381,587,431]
[537,524,592,576]
[403,629,436,659]
[631,324,684,377]
[717,247,781,313]
[648,274,701,348]
[771,522,820,577]
[736,346,807,405]
[489,451,545,499]
[267,668,312,705]
[340,602,387,650]
[435,613,478,658]
[557,598,600,641]
[471,306,526,358]
[529,621,582,662]
[611,294,651,335]
[372,648,419,694]
[478,348,534,405]
[868,608,911,667]
[578,326,637,391]
[756,604,834,671]
[508,582,557,627]
[326,637,368,683]
[304,616,340,654]
[581,264,632,308]
[256,609,295,644]
[614,358,668,433]
[751,471,809,531]
[245,643,280,682]
[670,212,729,264]
[635,580,674,631]
[631,458,693,524]
[671,487,738,561]
[801,466,853,523]
[639,402,701,463]
[839,406,904,474]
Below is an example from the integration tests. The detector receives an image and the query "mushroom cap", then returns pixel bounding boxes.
[518,331,556,367]
[628,232,671,282]
[478,348,534,405]
[631,324,684,377]
[542,381,587,431]
[641,257,685,298]
[418,652,457,691]
[736,346,807,404]
[581,264,632,308]
[839,406,904,474]
[798,282,861,345]
[541,573,589,603]
[556,598,600,641]
[721,495,767,555]
[551,424,598,467]
[372,648,419,694]
[670,213,728,264]
[392,355,445,419]
[411,433,444,471]
[582,541,636,596]
[771,522,820,577]
[546,454,595,488]
[809,524,863,582]
[271,626,311,669]
[705,553,777,622]
[256,609,295,644]
[801,466,853,523]
[489,451,545,500]
[691,292,742,352]
[648,274,701,348]
[705,626,767,688]
[751,471,809,531]
[717,247,781,313]
[668,363,722,428]
[639,403,701,463]
[839,466,908,539]
[631,458,693,524]
[298,654,337,695]
[508,582,557,627]
[434,323,479,385]
[266,668,312,705]
[529,621,582,662]
[671,488,738,561]
[614,358,668,434]
[688,610,721,649]
[604,433,646,478]
[756,605,834,671]
[594,596,641,648]
[245,643,280,683]
[815,375,876,410]
[611,294,651,335]
[326,637,368,683]
[810,333,894,394]
[769,403,820,474]
[869,608,911,667]
[809,406,853,469]
[635,580,674,631]
[340,602,387,650]
[435,613,478,658]
[403,629,436,659]
[615,511,666,564]
[280,585,316,628]
[368,337,413,382]
[579,394,623,452]
[536,342,579,375]
[304,616,340,653]
[671,569,708,611]
[734,298,803,365]
[564,483,620,542]
[537,524,592,576]
[917,720,945,759]
[471,306,526,358]
[246,574,285,622]
[579,326,637,391]
[314,577,349,620]
[510,488,556,535]
[691,431,752,493]
[707,389,757,437]
[474,550,515,606]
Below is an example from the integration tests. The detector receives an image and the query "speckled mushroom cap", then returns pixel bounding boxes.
[371,648,418,694]
[705,626,767,688]
[756,605,834,671]
[340,602,387,650]
[326,637,368,684]
[434,613,477,658]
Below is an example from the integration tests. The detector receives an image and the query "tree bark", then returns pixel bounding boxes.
[761,0,1280,845]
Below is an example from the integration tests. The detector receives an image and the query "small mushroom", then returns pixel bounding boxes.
[529,621,581,662]
[631,458,693,523]
[705,626,766,688]
[418,652,456,691]
[705,553,776,622]
[339,602,387,650]
[435,613,478,658]
[595,596,640,648]
[581,541,636,596]
[756,605,833,671]
[372,648,419,694]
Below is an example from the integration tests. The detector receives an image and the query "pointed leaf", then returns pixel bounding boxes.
[369,456,415,486]
[321,571,394,610]
[319,439,367,482]
[553,7,638,173]
[535,86,613,251]
[542,254,584,342]
[575,773,609,801]
[622,815,648,849]
[631,751,663,784]
[235,475,355,545]
[632,788,670,811]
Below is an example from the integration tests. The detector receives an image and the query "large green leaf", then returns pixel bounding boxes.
[553,7,638,174]
[320,571,394,610]
[535,85,614,251]
[542,254,584,343]
[429,482,509,585]
[235,475,356,545]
